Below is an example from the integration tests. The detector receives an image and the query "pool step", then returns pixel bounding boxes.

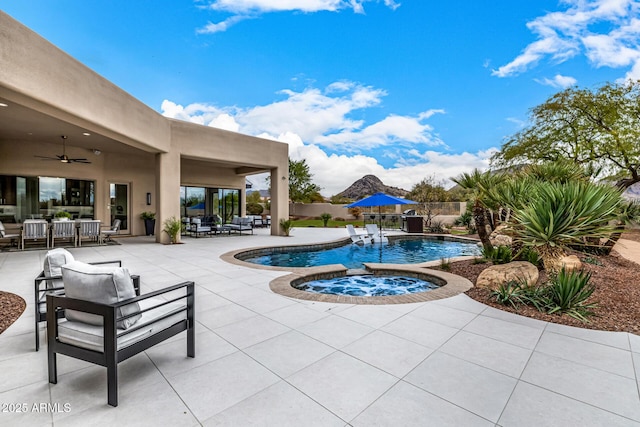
[346,269,372,276]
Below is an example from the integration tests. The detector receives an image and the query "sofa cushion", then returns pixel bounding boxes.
[43,248,75,289]
[57,298,186,352]
[61,261,141,330]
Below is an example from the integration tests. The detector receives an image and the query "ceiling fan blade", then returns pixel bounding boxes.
[34,155,60,160]
[70,159,91,164]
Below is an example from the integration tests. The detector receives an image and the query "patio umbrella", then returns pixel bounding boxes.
[346,192,419,242]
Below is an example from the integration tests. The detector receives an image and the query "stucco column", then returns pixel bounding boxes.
[155,150,181,243]
[270,166,289,236]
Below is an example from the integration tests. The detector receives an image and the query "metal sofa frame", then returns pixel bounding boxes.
[47,281,195,407]
[34,260,140,351]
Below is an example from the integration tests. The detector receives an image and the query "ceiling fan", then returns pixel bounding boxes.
[35,135,91,164]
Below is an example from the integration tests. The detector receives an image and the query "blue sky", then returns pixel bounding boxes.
[2,1,638,196]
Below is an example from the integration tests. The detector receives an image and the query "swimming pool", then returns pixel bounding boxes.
[240,236,481,269]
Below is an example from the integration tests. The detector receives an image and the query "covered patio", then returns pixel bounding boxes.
[1,228,639,426]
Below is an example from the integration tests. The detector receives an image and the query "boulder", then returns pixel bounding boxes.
[489,224,513,247]
[476,261,539,290]
[547,254,582,272]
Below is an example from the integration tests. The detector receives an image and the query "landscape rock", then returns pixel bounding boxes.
[489,224,513,247]
[475,261,539,290]
[547,254,582,272]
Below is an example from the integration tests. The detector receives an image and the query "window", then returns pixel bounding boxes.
[180,186,240,222]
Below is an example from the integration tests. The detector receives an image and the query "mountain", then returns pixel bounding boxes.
[335,175,409,200]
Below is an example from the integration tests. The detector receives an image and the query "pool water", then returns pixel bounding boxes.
[298,275,439,297]
[244,237,480,269]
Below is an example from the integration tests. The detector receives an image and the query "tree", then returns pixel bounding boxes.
[492,80,640,189]
[407,176,450,204]
[288,158,322,203]
[452,169,505,251]
[266,158,322,207]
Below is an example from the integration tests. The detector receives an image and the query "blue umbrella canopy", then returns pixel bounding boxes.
[346,193,419,243]
[345,192,419,208]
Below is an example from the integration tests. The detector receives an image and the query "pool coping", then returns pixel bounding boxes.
[268,261,474,304]
[221,234,479,304]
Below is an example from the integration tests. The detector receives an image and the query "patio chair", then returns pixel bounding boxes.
[51,220,77,248]
[77,219,102,246]
[189,218,211,237]
[346,224,371,245]
[365,224,388,243]
[47,260,193,406]
[100,219,121,243]
[0,220,21,249]
[34,248,140,351]
[225,217,254,235]
[22,219,49,249]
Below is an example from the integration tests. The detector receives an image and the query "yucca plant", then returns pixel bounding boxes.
[511,180,622,270]
[491,281,526,308]
[515,247,541,268]
[481,245,513,264]
[540,268,597,322]
[491,279,544,309]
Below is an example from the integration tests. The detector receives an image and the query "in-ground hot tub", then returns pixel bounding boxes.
[295,273,439,297]
[269,264,473,305]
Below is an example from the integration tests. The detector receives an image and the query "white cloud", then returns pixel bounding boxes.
[534,73,578,88]
[493,0,640,79]
[162,83,444,150]
[160,81,489,196]
[202,0,399,14]
[196,15,251,34]
[197,0,400,33]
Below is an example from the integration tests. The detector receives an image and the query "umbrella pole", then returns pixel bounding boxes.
[378,206,382,244]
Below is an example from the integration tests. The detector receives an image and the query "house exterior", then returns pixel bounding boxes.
[0,12,289,243]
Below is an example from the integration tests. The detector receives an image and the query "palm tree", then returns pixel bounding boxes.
[452,169,505,251]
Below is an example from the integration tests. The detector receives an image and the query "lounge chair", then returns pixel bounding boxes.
[47,260,193,406]
[346,224,371,245]
[365,224,388,243]
[34,248,140,351]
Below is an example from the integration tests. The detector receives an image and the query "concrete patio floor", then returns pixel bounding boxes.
[1,228,639,426]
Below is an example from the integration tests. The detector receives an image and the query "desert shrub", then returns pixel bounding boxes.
[540,268,597,321]
[320,212,332,227]
[246,203,264,215]
[453,211,473,228]
[348,207,363,219]
[427,220,445,233]
[581,256,602,266]
[162,217,182,244]
[279,218,293,236]
[516,247,541,268]
[481,245,513,264]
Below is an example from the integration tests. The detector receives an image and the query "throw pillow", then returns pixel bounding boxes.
[43,248,75,289]
[62,261,141,330]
